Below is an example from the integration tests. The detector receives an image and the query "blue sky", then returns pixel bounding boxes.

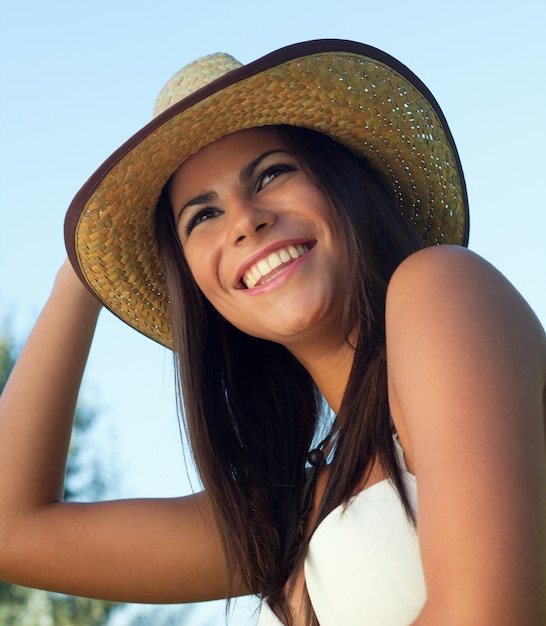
[1,0,545,623]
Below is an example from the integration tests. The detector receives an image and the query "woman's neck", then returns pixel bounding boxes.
[290,336,356,414]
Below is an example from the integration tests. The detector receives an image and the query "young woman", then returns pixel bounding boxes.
[0,40,544,626]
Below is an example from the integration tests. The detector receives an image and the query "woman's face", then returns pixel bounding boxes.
[169,127,349,350]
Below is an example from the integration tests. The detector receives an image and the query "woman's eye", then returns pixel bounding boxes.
[257,163,296,191]
[184,207,221,235]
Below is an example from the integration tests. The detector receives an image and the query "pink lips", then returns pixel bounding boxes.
[236,240,315,290]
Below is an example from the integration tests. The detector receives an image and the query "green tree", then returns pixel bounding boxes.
[0,331,118,625]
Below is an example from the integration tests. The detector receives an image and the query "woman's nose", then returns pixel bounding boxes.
[229,203,276,244]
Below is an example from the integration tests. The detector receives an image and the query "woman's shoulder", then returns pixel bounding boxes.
[389,244,530,302]
[384,245,546,623]
[385,244,545,471]
[387,244,545,361]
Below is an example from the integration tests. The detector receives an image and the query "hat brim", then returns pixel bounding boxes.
[65,39,469,349]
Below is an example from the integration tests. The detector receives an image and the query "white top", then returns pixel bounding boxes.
[256,438,426,625]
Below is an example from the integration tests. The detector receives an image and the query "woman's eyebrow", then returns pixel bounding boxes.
[239,149,291,184]
[175,149,291,224]
[176,191,217,225]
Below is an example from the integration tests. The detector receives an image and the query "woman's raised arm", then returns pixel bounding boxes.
[0,260,234,603]
[0,259,101,512]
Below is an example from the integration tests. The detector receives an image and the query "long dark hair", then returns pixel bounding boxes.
[155,125,425,624]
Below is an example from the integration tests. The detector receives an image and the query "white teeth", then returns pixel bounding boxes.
[279,249,291,263]
[268,252,282,270]
[242,243,309,289]
[287,245,299,258]
[257,258,270,275]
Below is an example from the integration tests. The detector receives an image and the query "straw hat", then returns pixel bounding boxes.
[65,39,469,349]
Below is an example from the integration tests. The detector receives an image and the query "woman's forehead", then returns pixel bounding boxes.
[169,127,289,201]
[183,127,284,167]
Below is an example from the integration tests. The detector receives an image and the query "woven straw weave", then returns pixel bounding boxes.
[66,41,468,348]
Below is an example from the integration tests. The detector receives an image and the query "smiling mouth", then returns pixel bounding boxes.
[241,243,313,289]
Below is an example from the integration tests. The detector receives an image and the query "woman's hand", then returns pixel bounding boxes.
[54,257,103,312]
